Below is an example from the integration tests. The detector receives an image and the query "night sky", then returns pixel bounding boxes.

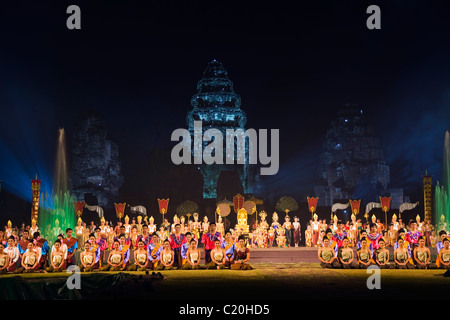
[0,1,449,221]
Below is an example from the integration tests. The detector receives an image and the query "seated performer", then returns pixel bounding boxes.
[17,230,31,256]
[32,232,49,269]
[156,239,175,270]
[374,238,391,269]
[46,239,66,272]
[0,243,9,274]
[79,241,98,272]
[222,231,236,268]
[5,236,19,272]
[20,242,41,273]
[337,237,356,269]
[231,236,252,270]
[357,237,373,269]
[129,240,149,271]
[394,237,414,269]
[437,237,450,269]
[318,236,337,268]
[206,239,227,269]
[148,233,163,270]
[413,236,435,269]
[101,240,125,271]
[180,232,192,267]
[181,239,201,270]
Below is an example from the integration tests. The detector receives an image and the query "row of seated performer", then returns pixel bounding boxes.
[318,232,450,269]
[0,225,253,273]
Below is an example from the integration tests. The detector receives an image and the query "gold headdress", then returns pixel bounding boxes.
[124,215,129,221]
[100,216,105,222]
[7,220,12,227]
[371,214,376,221]
[31,218,37,225]
[149,216,154,222]
[351,213,356,220]
[392,213,397,220]
[272,212,278,220]
[137,215,142,221]
[259,211,267,219]
[313,213,318,220]
[416,214,421,221]
[77,217,83,223]
[193,212,199,219]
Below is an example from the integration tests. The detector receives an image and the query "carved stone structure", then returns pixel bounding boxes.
[70,111,123,207]
[186,60,259,199]
[315,104,391,206]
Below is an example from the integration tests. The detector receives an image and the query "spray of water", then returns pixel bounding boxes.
[434,131,450,228]
[38,128,76,243]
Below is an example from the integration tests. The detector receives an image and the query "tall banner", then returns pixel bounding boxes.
[307,197,319,219]
[114,203,127,221]
[158,198,170,222]
[349,199,361,215]
[233,194,245,214]
[74,201,85,217]
[380,196,392,227]
[31,179,41,223]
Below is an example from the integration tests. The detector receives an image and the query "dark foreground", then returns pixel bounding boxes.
[1,263,449,300]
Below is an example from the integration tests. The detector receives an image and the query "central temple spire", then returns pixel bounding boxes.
[186,60,258,199]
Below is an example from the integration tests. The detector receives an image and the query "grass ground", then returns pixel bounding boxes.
[2,262,450,300]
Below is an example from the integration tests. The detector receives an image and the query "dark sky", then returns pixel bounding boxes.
[0,0,449,204]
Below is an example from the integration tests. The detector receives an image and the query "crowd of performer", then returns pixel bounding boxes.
[0,213,252,274]
[315,213,450,269]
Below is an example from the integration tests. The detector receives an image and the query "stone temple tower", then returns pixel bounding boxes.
[315,104,390,206]
[186,60,259,199]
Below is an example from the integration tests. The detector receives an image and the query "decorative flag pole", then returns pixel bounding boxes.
[115,203,127,221]
[158,198,170,223]
[31,178,41,224]
[380,196,392,229]
[307,197,319,220]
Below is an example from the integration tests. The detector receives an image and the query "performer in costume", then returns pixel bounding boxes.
[415,214,423,233]
[216,216,225,237]
[135,215,144,235]
[423,219,434,247]
[79,241,97,272]
[356,237,373,269]
[148,233,163,270]
[182,239,201,270]
[406,220,423,250]
[94,227,108,264]
[374,238,391,269]
[118,234,131,270]
[75,217,84,250]
[413,236,435,269]
[46,239,66,272]
[271,212,281,247]
[318,237,338,268]
[64,228,78,266]
[190,213,201,240]
[156,239,175,270]
[180,232,193,266]
[268,227,276,247]
[136,224,152,250]
[222,231,236,268]
[169,224,186,268]
[337,237,356,269]
[130,226,139,248]
[231,236,252,270]
[5,220,13,238]
[201,215,210,236]
[430,231,438,248]
[29,219,39,238]
[394,237,414,269]
[148,216,157,234]
[87,233,102,269]
[332,220,348,250]
[18,242,40,273]
[123,215,131,236]
[0,243,9,274]
[310,214,320,247]
[17,229,30,256]
[282,215,292,247]
[32,231,49,269]
[437,237,450,269]
[101,240,125,271]
[367,223,383,250]
[129,240,149,271]
[206,239,226,269]
[305,225,313,247]
[201,223,223,264]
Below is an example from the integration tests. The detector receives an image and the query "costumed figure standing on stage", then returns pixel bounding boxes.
[169,224,186,268]
[282,214,292,247]
[270,212,281,247]
[190,213,201,241]
[311,214,320,246]
[292,216,301,247]
[305,225,313,247]
[148,216,157,234]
